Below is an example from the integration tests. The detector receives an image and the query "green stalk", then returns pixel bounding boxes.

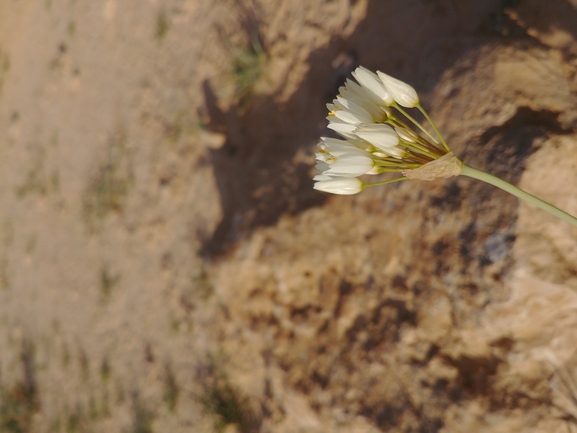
[416,104,450,152]
[374,161,420,168]
[364,176,408,188]
[460,165,577,228]
[399,139,443,159]
[391,103,440,145]
[377,168,413,173]
[386,117,443,155]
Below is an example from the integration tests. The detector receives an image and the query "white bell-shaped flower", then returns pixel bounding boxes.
[353,123,404,157]
[352,66,394,106]
[377,71,419,108]
[323,152,375,177]
[313,177,363,195]
[331,97,373,125]
[338,83,388,122]
[320,137,367,153]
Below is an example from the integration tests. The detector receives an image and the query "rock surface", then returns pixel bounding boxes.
[0,0,576,432]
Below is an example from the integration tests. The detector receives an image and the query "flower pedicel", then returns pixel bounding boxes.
[314,66,577,228]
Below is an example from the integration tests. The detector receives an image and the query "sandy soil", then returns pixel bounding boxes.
[0,0,577,432]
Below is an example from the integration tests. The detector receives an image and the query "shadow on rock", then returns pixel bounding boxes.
[200,41,356,256]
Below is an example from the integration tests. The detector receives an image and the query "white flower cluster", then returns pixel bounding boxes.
[312,67,577,228]
[314,66,457,195]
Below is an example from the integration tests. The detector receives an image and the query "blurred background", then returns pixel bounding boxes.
[0,0,577,432]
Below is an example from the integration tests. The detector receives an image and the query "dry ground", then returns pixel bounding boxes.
[1,0,577,432]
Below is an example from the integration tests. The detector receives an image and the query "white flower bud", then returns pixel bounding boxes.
[313,177,364,195]
[376,71,419,108]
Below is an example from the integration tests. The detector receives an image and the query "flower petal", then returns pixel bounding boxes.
[320,137,370,155]
[395,126,418,143]
[315,161,330,172]
[352,66,394,106]
[377,71,419,108]
[353,123,399,150]
[325,153,374,176]
[313,173,335,181]
[333,108,371,125]
[327,119,357,139]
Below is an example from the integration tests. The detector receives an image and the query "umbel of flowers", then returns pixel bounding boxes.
[314,66,577,228]
[315,66,462,195]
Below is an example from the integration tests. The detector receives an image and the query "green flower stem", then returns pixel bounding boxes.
[377,168,410,173]
[364,176,408,188]
[399,139,443,159]
[416,104,450,153]
[460,165,577,228]
[386,117,442,156]
[391,104,440,145]
[374,161,420,168]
